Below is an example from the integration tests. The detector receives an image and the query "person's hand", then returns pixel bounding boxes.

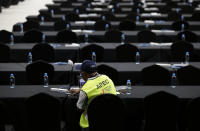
[69,88,81,94]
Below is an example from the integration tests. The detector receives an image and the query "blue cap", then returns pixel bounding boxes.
[80,60,97,73]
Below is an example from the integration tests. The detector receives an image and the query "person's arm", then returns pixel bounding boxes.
[76,90,88,113]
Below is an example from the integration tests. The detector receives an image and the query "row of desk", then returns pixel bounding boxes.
[0,62,200,85]
[14,21,200,31]
[0,85,199,131]
[5,43,200,62]
[13,30,200,43]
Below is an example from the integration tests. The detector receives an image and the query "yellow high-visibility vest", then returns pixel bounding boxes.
[79,74,117,128]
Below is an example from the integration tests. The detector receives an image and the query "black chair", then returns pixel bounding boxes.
[65,12,79,22]
[137,30,157,42]
[80,44,104,62]
[177,65,200,85]
[115,43,139,62]
[186,97,200,131]
[25,93,61,131]
[0,30,13,43]
[64,97,82,131]
[23,20,40,32]
[56,29,78,43]
[144,91,178,131]
[97,64,118,85]
[170,40,196,62]
[104,29,123,42]
[94,20,111,31]
[23,29,44,43]
[26,60,54,84]
[141,64,171,85]
[190,12,200,21]
[168,12,182,21]
[177,30,198,42]
[126,13,137,21]
[171,21,189,31]
[32,43,55,62]
[54,20,70,31]
[119,20,136,31]
[0,43,10,62]
[88,94,125,131]
[0,101,9,131]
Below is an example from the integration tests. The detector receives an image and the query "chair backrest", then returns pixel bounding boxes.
[171,21,190,31]
[104,29,123,42]
[186,97,200,131]
[32,43,55,62]
[26,60,54,84]
[23,29,44,43]
[177,30,198,42]
[191,12,200,21]
[115,43,139,62]
[0,30,13,43]
[0,43,10,62]
[119,20,136,31]
[177,65,200,85]
[94,20,111,31]
[54,20,70,31]
[25,93,61,131]
[56,29,78,43]
[65,12,79,21]
[88,94,125,131]
[144,91,178,131]
[137,30,157,42]
[23,20,40,32]
[171,40,194,62]
[80,44,104,62]
[126,13,137,21]
[37,14,52,21]
[97,64,118,85]
[0,101,9,131]
[142,64,171,85]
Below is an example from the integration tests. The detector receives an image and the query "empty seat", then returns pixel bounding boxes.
[104,29,123,43]
[94,20,111,31]
[23,29,44,43]
[56,29,78,43]
[142,64,171,85]
[137,30,157,42]
[119,20,136,31]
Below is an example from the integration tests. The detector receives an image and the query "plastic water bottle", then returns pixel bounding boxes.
[136,52,140,64]
[20,23,23,33]
[79,74,85,88]
[43,73,48,88]
[181,15,184,21]
[27,52,32,64]
[116,2,120,7]
[50,9,54,17]
[102,15,106,21]
[111,8,115,14]
[10,34,14,45]
[10,74,15,89]
[42,34,46,43]
[171,72,176,88]
[181,33,185,40]
[105,24,109,31]
[66,24,70,30]
[185,51,189,64]
[145,24,149,29]
[136,15,140,24]
[126,79,131,95]
[84,33,89,44]
[41,16,44,24]
[181,24,185,31]
[92,52,96,63]
[136,8,140,14]
[62,16,66,21]
[75,8,79,15]
[87,3,91,8]
[121,33,125,44]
